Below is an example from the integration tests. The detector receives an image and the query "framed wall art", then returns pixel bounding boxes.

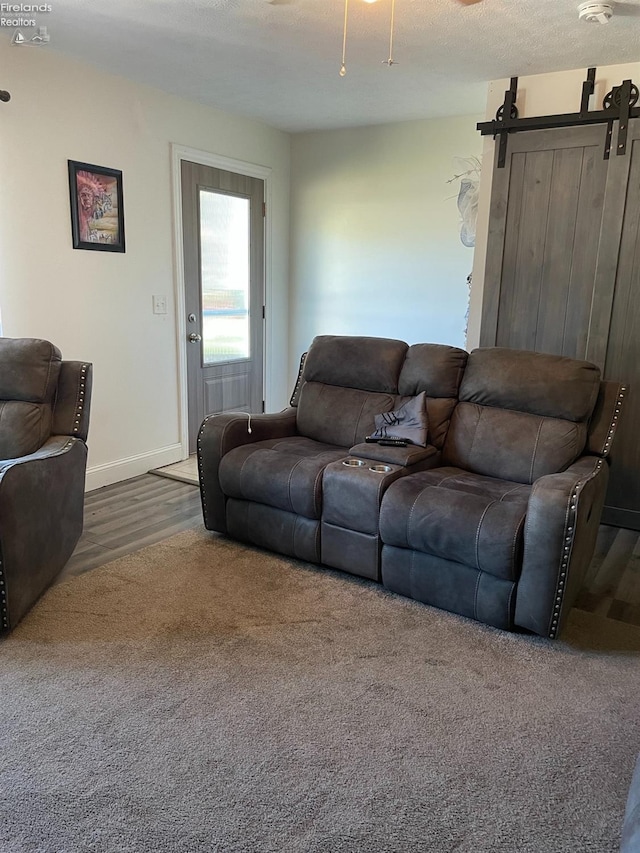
[68,160,125,252]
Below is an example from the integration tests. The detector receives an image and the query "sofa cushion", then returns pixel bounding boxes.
[459,347,600,422]
[398,343,468,449]
[296,382,395,448]
[398,343,468,398]
[0,401,52,459]
[445,402,587,485]
[219,436,348,520]
[302,335,408,393]
[444,348,600,484]
[379,467,531,581]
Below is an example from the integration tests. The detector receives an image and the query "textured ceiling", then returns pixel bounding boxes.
[21,0,640,130]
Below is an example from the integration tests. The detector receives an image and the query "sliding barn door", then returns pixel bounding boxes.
[480,119,640,529]
[480,125,610,358]
[597,121,640,528]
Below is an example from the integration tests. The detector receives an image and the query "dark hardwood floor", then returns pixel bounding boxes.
[59,474,203,583]
[61,474,640,628]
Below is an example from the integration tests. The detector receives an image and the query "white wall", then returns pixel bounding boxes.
[468,61,640,349]
[0,40,290,489]
[289,116,482,386]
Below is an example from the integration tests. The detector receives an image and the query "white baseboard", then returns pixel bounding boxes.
[85,443,184,492]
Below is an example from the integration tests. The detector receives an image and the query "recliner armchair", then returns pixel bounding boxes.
[0,338,92,633]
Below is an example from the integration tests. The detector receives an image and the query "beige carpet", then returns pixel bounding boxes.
[2,529,640,853]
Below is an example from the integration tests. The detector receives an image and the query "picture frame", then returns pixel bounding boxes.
[68,160,125,252]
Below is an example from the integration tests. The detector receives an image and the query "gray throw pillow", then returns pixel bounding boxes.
[371,391,428,446]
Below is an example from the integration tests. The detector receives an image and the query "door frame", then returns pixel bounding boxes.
[171,143,272,459]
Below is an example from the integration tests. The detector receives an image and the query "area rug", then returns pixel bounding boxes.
[2,530,640,853]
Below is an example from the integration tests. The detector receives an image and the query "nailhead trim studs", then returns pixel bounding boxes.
[548,459,604,638]
[603,386,627,457]
[197,416,214,525]
[0,554,8,631]
[73,364,89,434]
[549,487,579,639]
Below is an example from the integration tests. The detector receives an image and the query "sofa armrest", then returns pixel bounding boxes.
[515,455,608,638]
[349,442,439,468]
[197,408,299,533]
[0,434,81,472]
[0,436,87,631]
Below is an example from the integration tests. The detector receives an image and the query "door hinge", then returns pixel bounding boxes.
[262,201,266,217]
[262,305,265,319]
[262,400,265,413]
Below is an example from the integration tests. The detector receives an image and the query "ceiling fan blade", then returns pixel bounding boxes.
[454,0,484,5]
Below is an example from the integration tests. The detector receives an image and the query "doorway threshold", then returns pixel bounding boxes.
[150,455,199,486]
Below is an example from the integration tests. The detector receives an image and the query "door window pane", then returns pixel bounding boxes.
[199,189,250,364]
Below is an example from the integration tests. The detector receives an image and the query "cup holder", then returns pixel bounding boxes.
[369,464,392,473]
[342,458,366,467]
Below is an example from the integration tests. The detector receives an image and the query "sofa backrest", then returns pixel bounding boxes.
[294,336,469,450]
[398,344,468,449]
[444,348,601,484]
[0,338,62,459]
[296,336,407,447]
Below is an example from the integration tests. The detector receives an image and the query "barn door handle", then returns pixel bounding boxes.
[188,333,202,343]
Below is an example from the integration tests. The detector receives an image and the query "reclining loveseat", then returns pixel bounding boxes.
[197,336,625,639]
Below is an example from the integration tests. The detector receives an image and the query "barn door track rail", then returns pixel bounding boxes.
[477,68,640,168]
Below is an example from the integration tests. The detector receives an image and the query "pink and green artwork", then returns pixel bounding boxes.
[68,161,125,252]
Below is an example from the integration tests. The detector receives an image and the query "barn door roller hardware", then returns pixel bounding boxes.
[0,90,10,103]
[477,68,640,167]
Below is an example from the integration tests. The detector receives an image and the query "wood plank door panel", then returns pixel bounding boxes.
[480,121,640,529]
[481,125,610,359]
[497,148,555,352]
[537,145,602,358]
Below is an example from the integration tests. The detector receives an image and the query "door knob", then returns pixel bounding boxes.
[188,332,202,343]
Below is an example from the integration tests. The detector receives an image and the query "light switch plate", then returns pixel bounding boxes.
[152,295,168,315]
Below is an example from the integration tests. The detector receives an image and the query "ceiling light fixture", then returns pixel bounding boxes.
[383,0,397,67]
[338,0,483,76]
[340,0,397,76]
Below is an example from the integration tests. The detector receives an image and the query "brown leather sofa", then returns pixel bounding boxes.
[198,335,625,639]
[0,338,92,633]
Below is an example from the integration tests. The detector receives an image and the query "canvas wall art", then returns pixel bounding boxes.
[68,160,125,252]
